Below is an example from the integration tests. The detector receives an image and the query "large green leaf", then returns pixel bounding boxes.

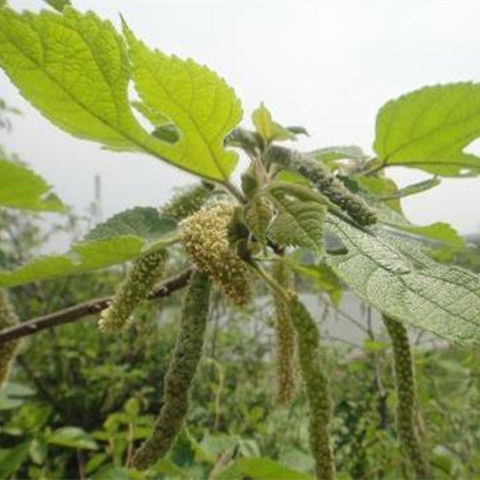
[0,7,239,181]
[327,217,480,345]
[123,21,242,181]
[374,83,480,176]
[0,155,65,212]
[0,208,176,287]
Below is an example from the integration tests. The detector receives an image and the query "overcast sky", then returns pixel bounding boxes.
[1,0,480,234]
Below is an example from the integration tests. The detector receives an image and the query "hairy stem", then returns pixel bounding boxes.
[383,315,429,478]
[132,270,211,470]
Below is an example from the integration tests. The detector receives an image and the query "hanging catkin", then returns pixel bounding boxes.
[383,315,429,479]
[266,146,377,226]
[0,288,20,388]
[132,270,211,470]
[287,293,335,480]
[272,261,297,405]
[99,250,166,332]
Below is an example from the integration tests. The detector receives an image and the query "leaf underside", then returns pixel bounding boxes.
[327,217,480,345]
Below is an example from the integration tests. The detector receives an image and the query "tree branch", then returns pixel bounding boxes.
[0,267,194,344]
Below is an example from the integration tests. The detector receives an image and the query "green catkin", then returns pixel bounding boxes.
[159,184,212,221]
[0,288,20,388]
[287,293,335,480]
[179,202,251,305]
[383,315,429,479]
[267,146,377,226]
[98,250,166,332]
[132,270,211,470]
[272,262,297,405]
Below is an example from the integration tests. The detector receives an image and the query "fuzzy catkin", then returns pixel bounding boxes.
[272,262,297,405]
[132,270,211,470]
[268,146,377,226]
[179,202,251,306]
[0,288,20,388]
[98,250,166,332]
[287,293,335,480]
[383,315,429,479]
[160,184,211,221]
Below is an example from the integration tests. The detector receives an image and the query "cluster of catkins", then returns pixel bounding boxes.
[179,202,251,306]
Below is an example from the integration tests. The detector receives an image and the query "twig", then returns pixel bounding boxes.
[0,268,194,344]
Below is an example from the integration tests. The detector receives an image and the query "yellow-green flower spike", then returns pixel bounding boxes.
[179,202,251,306]
[287,293,335,480]
[272,262,297,405]
[0,288,20,388]
[383,315,429,479]
[99,250,166,332]
[132,270,211,470]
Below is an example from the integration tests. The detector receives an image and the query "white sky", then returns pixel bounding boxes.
[1,0,480,233]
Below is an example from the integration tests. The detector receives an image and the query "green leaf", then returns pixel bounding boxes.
[48,427,98,450]
[0,236,143,287]
[380,177,441,200]
[85,207,176,241]
[287,260,343,305]
[385,222,465,250]
[327,217,480,345]
[0,208,177,286]
[374,83,480,176]
[353,175,402,212]
[265,183,328,255]
[0,442,30,477]
[252,103,295,142]
[43,0,71,12]
[0,8,149,152]
[233,457,313,480]
[311,145,365,163]
[0,7,238,181]
[0,154,65,212]
[29,437,48,465]
[123,21,242,181]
